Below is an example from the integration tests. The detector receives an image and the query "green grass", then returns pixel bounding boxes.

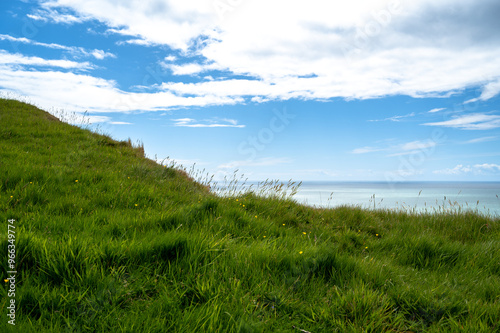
[1,98,499,332]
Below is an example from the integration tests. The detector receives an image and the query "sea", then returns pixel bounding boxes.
[224,181,500,217]
[292,181,500,217]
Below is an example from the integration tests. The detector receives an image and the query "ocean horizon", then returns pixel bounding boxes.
[229,181,500,217]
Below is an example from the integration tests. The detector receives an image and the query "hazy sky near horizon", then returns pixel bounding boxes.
[1,0,500,181]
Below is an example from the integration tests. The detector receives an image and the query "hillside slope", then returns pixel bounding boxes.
[1,98,499,332]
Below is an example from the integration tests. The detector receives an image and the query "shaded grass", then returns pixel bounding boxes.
[1,98,499,332]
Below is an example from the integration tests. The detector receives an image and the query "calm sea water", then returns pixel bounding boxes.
[292,182,500,217]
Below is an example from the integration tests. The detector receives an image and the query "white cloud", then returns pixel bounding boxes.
[388,140,437,156]
[433,163,500,175]
[172,118,245,128]
[0,34,115,60]
[90,49,115,60]
[29,0,500,104]
[27,12,83,24]
[27,3,91,24]
[368,112,415,122]
[38,0,217,51]
[3,0,500,113]
[63,114,111,125]
[423,114,500,130]
[465,78,500,103]
[109,121,132,125]
[116,38,157,47]
[433,164,472,175]
[475,163,500,172]
[463,136,498,144]
[163,62,221,76]
[352,139,437,156]
[0,60,242,113]
[351,146,385,154]
[0,50,93,69]
[399,140,437,152]
[428,108,446,113]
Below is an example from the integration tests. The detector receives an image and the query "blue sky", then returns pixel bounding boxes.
[1,0,500,182]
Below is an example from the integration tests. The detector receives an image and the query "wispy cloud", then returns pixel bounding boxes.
[352,139,437,156]
[463,136,498,144]
[433,165,472,175]
[109,121,132,125]
[0,34,115,60]
[64,114,111,125]
[116,38,157,47]
[400,140,437,151]
[428,108,446,113]
[351,146,386,154]
[433,163,500,175]
[26,3,90,25]
[172,118,245,128]
[423,114,500,130]
[476,163,500,172]
[368,112,415,122]
[0,50,93,69]
[465,78,500,104]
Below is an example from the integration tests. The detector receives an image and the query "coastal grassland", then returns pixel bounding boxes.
[1,98,499,332]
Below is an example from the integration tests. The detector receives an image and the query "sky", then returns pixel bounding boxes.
[1,0,500,182]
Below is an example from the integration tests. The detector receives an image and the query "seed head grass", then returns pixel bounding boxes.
[0,98,499,332]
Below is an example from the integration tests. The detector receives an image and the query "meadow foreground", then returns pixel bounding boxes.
[1,99,499,332]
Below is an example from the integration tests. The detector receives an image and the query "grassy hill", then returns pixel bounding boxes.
[1,98,499,332]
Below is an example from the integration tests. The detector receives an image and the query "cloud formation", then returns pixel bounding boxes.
[0,34,115,59]
[172,118,245,128]
[434,164,500,175]
[368,112,415,122]
[0,58,241,113]
[463,136,498,144]
[23,0,500,106]
[423,114,500,130]
[0,50,92,69]
[428,108,446,113]
[352,139,437,156]
[2,0,500,114]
